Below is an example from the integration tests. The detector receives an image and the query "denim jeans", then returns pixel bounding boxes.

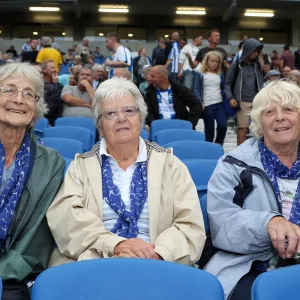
[183,70,195,90]
[203,102,228,144]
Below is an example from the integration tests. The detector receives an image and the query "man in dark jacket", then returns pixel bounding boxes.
[225,38,264,145]
[145,65,202,129]
[41,60,64,125]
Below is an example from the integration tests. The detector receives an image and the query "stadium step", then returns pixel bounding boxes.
[196,119,238,153]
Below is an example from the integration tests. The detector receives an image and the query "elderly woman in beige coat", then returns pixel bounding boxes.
[47,77,205,266]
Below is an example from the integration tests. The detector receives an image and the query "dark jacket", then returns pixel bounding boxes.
[225,38,264,103]
[0,137,65,282]
[145,82,202,128]
[193,72,235,117]
[44,81,64,126]
[133,56,152,76]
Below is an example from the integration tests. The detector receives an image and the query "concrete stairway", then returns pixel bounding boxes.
[195,118,238,153]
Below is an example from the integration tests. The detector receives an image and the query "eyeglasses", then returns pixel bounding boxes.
[0,84,40,101]
[99,106,139,120]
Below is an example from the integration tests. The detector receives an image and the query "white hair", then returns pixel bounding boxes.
[0,62,48,126]
[92,63,104,72]
[42,36,52,47]
[93,77,148,126]
[250,80,300,138]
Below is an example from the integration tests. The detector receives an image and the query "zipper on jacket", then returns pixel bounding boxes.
[239,64,242,102]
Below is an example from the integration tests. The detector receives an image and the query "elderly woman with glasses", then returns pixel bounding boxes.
[47,77,205,266]
[0,63,64,299]
[205,80,300,299]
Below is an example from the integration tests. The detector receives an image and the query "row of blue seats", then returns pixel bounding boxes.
[0,257,297,299]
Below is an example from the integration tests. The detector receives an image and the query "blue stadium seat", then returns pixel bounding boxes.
[164,141,224,160]
[32,259,224,300]
[199,194,209,233]
[55,117,97,143]
[43,126,93,152]
[156,129,205,146]
[34,118,49,138]
[252,265,300,300]
[0,277,2,299]
[151,119,193,142]
[64,157,73,174]
[182,159,218,198]
[140,129,149,140]
[41,138,84,159]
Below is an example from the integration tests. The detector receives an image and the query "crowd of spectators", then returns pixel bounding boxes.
[0,29,300,300]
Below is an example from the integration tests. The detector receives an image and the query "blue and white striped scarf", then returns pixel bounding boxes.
[0,132,30,242]
[101,155,148,238]
[259,139,300,225]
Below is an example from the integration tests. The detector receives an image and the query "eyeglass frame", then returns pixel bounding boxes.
[98,106,140,121]
[0,84,40,102]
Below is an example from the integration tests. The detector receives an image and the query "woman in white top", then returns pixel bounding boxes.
[194,51,228,145]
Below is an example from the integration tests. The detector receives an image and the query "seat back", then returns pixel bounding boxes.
[151,119,192,142]
[32,259,224,300]
[43,126,93,152]
[164,141,224,160]
[64,157,73,174]
[41,138,84,159]
[252,265,300,300]
[156,129,205,146]
[182,159,218,198]
[34,118,49,138]
[140,129,150,140]
[55,117,97,143]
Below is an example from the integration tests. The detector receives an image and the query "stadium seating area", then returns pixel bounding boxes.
[25,117,297,299]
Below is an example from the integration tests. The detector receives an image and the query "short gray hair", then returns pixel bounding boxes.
[250,80,300,138]
[93,77,148,126]
[42,36,52,47]
[0,62,48,126]
[92,63,104,73]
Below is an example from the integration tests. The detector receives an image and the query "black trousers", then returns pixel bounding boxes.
[2,281,30,300]
[229,266,262,300]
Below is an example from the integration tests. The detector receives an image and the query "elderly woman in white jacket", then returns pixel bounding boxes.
[47,77,205,266]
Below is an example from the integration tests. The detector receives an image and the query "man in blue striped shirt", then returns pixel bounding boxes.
[165,32,180,83]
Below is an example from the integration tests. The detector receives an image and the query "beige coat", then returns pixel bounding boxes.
[47,142,206,266]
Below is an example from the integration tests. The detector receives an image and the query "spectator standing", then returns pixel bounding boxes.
[280,45,295,71]
[225,38,264,145]
[75,37,93,64]
[94,46,106,64]
[153,38,168,66]
[186,29,229,73]
[105,32,132,79]
[61,66,94,118]
[193,51,227,145]
[178,35,203,90]
[133,47,152,86]
[36,37,62,71]
[179,37,187,49]
[41,60,64,125]
[21,38,39,63]
[294,47,300,70]
[145,65,201,128]
[21,38,31,53]
[165,31,181,83]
